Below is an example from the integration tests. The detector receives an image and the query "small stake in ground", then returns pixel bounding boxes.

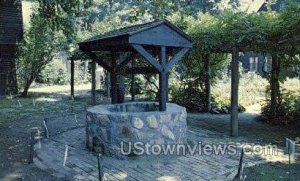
[43,118,49,138]
[97,154,103,181]
[17,100,22,107]
[37,130,42,149]
[74,114,77,123]
[33,98,36,106]
[63,145,69,167]
[29,131,35,164]
[235,148,245,180]
[286,138,295,181]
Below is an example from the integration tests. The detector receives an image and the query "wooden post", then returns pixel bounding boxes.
[204,54,211,112]
[97,154,103,181]
[28,131,35,164]
[131,60,135,101]
[106,71,110,98]
[159,46,167,111]
[270,55,280,121]
[236,148,245,179]
[166,73,169,102]
[231,46,239,137]
[91,60,96,106]
[43,118,49,138]
[118,75,125,103]
[110,53,118,104]
[70,58,75,100]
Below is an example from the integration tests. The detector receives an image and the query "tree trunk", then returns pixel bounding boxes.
[204,54,211,112]
[231,46,239,137]
[20,77,34,97]
[270,55,280,121]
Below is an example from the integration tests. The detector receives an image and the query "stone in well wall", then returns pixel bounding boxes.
[86,102,187,159]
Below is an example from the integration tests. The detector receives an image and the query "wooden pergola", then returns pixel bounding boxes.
[78,20,192,111]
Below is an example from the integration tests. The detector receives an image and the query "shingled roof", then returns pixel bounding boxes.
[83,19,191,43]
[79,19,192,52]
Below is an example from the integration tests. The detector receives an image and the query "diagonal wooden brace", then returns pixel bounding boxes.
[165,47,190,72]
[84,51,111,72]
[131,44,163,72]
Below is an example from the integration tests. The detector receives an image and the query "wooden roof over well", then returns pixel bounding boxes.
[79,19,192,52]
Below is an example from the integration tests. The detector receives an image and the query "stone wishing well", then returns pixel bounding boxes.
[86,102,187,158]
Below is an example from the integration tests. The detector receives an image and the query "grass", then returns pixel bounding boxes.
[0,94,88,124]
[245,161,300,181]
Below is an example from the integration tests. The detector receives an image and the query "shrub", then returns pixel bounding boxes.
[36,59,68,85]
[169,77,206,112]
[212,72,268,107]
[261,78,300,125]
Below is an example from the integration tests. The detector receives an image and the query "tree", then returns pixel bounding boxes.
[17,15,60,97]
[17,0,92,96]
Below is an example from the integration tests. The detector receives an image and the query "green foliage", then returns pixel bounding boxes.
[35,0,93,42]
[36,60,68,85]
[17,1,91,96]
[213,72,269,107]
[17,15,60,95]
[169,77,206,112]
[262,78,300,125]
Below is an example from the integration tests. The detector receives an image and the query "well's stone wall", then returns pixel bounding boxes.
[86,102,187,158]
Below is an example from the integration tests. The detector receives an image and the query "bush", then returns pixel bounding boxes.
[36,59,68,85]
[169,77,206,112]
[212,72,268,107]
[261,78,300,125]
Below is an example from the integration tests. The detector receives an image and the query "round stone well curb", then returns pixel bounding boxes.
[86,102,187,158]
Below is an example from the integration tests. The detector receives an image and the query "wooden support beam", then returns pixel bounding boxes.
[230,46,239,137]
[159,46,167,111]
[121,67,159,74]
[91,60,96,106]
[84,51,111,71]
[118,75,125,103]
[117,52,134,69]
[131,44,162,72]
[131,60,135,101]
[117,54,125,103]
[70,58,75,100]
[110,53,118,104]
[166,73,169,102]
[166,47,189,71]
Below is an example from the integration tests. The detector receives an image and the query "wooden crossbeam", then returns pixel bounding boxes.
[117,52,134,68]
[131,44,162,72]
[84,51,111,71]
[165,47,190,72]
[121,67,159,74]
